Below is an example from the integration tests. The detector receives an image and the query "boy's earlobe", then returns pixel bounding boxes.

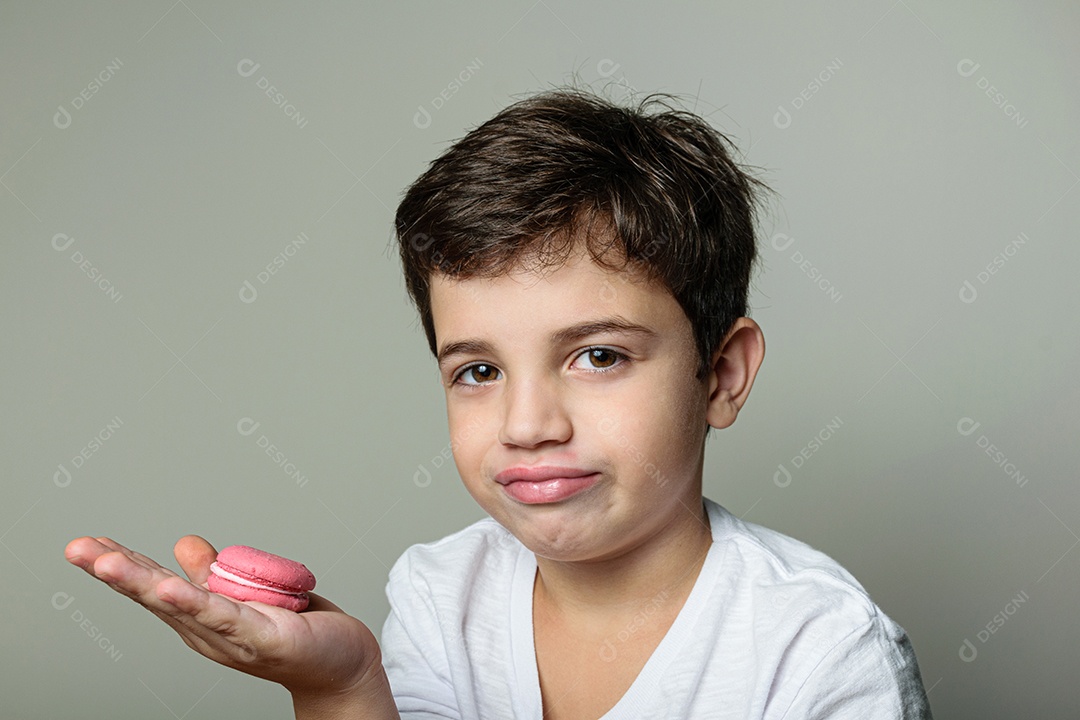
[704,318,765,430]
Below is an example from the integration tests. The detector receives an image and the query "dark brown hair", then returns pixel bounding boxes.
[393,85,772,386]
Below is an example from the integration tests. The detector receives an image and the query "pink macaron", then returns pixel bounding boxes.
[207,545,316,612]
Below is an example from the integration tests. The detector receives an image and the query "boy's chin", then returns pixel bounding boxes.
[505,517,616,562]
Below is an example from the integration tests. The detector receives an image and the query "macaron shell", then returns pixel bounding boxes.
[207,573,310,612]
[213,545,316,592]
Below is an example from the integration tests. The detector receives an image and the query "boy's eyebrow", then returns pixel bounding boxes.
[437,316,658,369]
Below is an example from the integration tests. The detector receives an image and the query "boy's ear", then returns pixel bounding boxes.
[705,318,765,430]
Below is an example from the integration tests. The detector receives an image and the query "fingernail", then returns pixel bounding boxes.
[69,555,89,570]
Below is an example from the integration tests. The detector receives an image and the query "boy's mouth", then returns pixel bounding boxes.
[494,465,597,484]
[495,466,601,504]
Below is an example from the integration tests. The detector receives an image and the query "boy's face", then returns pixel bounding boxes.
[430,240,714,562]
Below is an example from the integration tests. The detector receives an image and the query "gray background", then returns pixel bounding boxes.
[3,1,1077,718]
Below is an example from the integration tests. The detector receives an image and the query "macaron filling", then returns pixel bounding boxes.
[209,561,306,598]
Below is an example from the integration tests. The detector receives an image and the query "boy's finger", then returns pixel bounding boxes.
[155,576,283,660]
[174,535,218,586]
[156,575,245,633]
[64,536,96,570]
[65,536,127,572]
[91,552,276,657]
[90,550,173,604]
[132,578,279,666]
[68,539,283,666]
[94,536,177,576]
[92,536,136,555]
[304,591,343,613]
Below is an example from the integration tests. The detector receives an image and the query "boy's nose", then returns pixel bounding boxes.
[497,374,572,449]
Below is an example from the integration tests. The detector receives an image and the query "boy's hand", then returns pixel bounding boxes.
[64,535,385,701]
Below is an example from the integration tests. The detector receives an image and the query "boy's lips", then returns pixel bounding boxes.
[494,465,596,485]
[494,466,601,504]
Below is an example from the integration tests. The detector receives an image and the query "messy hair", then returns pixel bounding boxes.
[393,85,772,387]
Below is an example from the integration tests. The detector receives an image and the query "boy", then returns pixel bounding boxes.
[66,86,934,719]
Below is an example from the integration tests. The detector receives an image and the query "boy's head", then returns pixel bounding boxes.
[392,86,770,556]
[394,86,770,391]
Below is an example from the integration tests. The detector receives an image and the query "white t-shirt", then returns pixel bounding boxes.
[380,496,934,719]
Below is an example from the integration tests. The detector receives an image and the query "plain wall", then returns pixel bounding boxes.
[2,1,1077,717]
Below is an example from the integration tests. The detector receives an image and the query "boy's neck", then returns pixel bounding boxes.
[532,495,713,631]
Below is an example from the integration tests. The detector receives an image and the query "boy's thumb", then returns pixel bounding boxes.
[174,535,218,586]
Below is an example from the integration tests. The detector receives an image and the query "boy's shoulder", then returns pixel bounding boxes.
[709,496,866,584]
[705,496,902,635]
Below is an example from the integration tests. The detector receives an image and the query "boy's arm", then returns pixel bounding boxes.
[65,535,400,720]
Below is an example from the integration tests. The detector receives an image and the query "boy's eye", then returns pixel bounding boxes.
[456,363,500,386]
[572,347,622,370]
[451,347,628,387]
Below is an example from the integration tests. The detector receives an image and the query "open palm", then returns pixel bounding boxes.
[64,535,382,697]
